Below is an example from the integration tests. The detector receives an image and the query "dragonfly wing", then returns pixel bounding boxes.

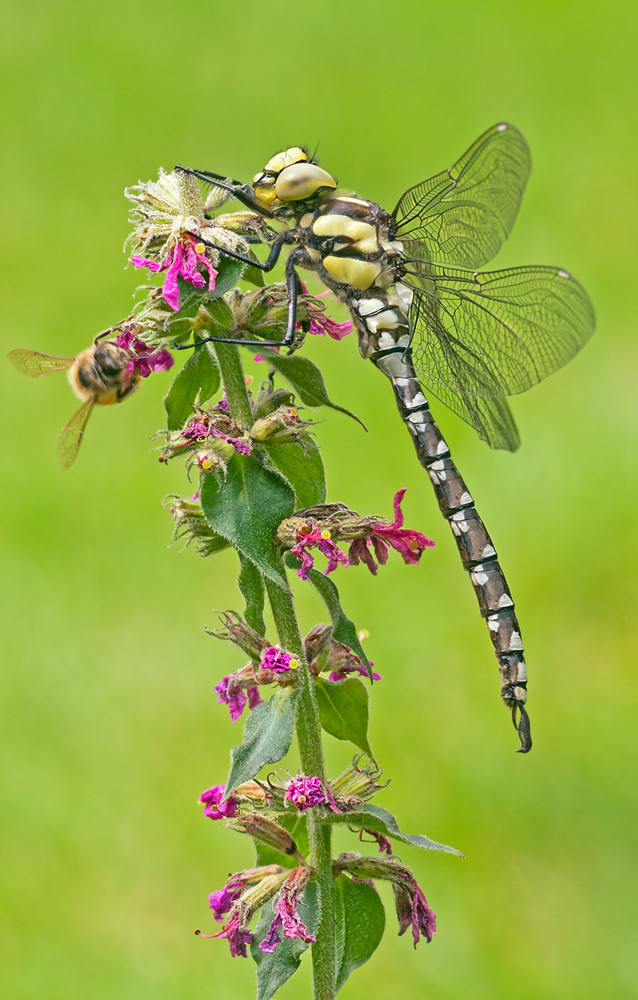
[57,400,94,469]
[403,262,595,403]
[7,349,75,378]
[425,377,521,452]
[393,123,531,269]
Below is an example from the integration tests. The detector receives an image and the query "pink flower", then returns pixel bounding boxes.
[181,422,209,441]
[300,284,352,340]
[290,527,349,581]
[208,880,243,922]
[409,877,437,947]
[215,674,262,721]
[215,675,248,722]
[131,237,218,311]
[349,489,435,574]
[285,775,325,810]
[205,916,254,958]
[259,868,316,953]
[210,426,251,456]
[198,784,238,820]
[115,331,174,377]
[329,656,382,683]
[259,646,296,673]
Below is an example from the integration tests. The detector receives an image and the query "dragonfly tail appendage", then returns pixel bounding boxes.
[372,346,531,752]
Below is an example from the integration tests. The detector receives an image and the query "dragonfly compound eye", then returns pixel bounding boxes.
[275,163,337,202]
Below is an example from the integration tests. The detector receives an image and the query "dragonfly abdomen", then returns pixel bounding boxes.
[371,340,531,752]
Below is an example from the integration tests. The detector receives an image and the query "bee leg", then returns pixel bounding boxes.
[175,165,274,218]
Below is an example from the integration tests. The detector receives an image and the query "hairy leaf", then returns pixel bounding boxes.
[251,881,321,1000]
[210,255,246,297]
[225,689,297,793]
[262,351,365,429]
[164,344,220,430]
[263,437,326,508]
[334,875,385,991]
[314,677,372,756]
[284,558,372,679]
[201,454,294,588]
[238,555,266,636]
[322,802,464,857]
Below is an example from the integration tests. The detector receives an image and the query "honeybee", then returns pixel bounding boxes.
[7,329,142,468]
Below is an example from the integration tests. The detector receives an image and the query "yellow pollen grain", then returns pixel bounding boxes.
[289,658,299,669]
[298,795,307,804]
[320,529,331,539]
[195,243,205,253]
[245,375,254,385]
[202,459,212,469]
[358,629,369,641]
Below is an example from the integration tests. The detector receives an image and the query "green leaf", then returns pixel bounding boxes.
[262,351,366,429]
[201,453,294,588]
[238,555,266,636]
[210,254,246,297]
[314,677,372,755]
[164,344,220,430]
[243,264,266,287]
[262,437,326,508]
[254,813,309,870]
[251,881,321,1000]
[321,802,464,857]
[225,689,297,793]
[285,559,372,678]
[334,875,385,992]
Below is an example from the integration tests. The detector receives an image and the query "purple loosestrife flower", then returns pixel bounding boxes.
[259,646,298,674]
[259,868,316,953]
[300,284,352,341]
[215,674,263,721]
[408,877,437,946]
[131,236,217,311]
[208,880,243,922]
[215,675,248,722]
[348,489,435,574]
[290,526,349,581]
[207,916,254,957]
[285,775,325,810]
[114,330,174,377]
[198,784,238,820]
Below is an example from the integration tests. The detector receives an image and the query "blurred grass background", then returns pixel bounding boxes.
[1,1,637,997]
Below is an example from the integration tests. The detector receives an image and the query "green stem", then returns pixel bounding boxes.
[213,341,254,429]
[215,341,336,998]
[265,556,336,1000]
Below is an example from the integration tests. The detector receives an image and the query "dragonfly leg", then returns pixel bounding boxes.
[175,165,274,217]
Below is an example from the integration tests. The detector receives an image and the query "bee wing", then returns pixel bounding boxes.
[7,349,75,378]
[57,400,94,470]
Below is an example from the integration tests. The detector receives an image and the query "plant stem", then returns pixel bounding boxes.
[216,338,336,999]
[265,557,337,1000]
[213,341,254,429]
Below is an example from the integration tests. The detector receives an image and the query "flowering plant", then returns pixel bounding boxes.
[12,166,465,1000]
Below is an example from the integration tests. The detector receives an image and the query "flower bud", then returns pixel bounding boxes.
[329,755,389,802]
[253,381,296,419]
[164,495,229,558]
[205,611,269,660]
[251,406,299,442]
[228,814,307,866]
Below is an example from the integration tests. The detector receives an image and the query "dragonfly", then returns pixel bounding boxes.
[175,123,596,752]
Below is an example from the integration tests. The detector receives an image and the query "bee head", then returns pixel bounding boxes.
[252,147,336,211]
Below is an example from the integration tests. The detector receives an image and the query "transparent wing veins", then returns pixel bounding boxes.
[393,123,531,269]
[7,349,75,378]
[57,400,94,469]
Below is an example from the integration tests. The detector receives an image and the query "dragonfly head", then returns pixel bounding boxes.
[252,147,336,213]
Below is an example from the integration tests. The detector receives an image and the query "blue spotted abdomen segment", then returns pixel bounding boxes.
[357,292,530,749]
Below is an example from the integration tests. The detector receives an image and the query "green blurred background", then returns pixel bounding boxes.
[1,1,637,997]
